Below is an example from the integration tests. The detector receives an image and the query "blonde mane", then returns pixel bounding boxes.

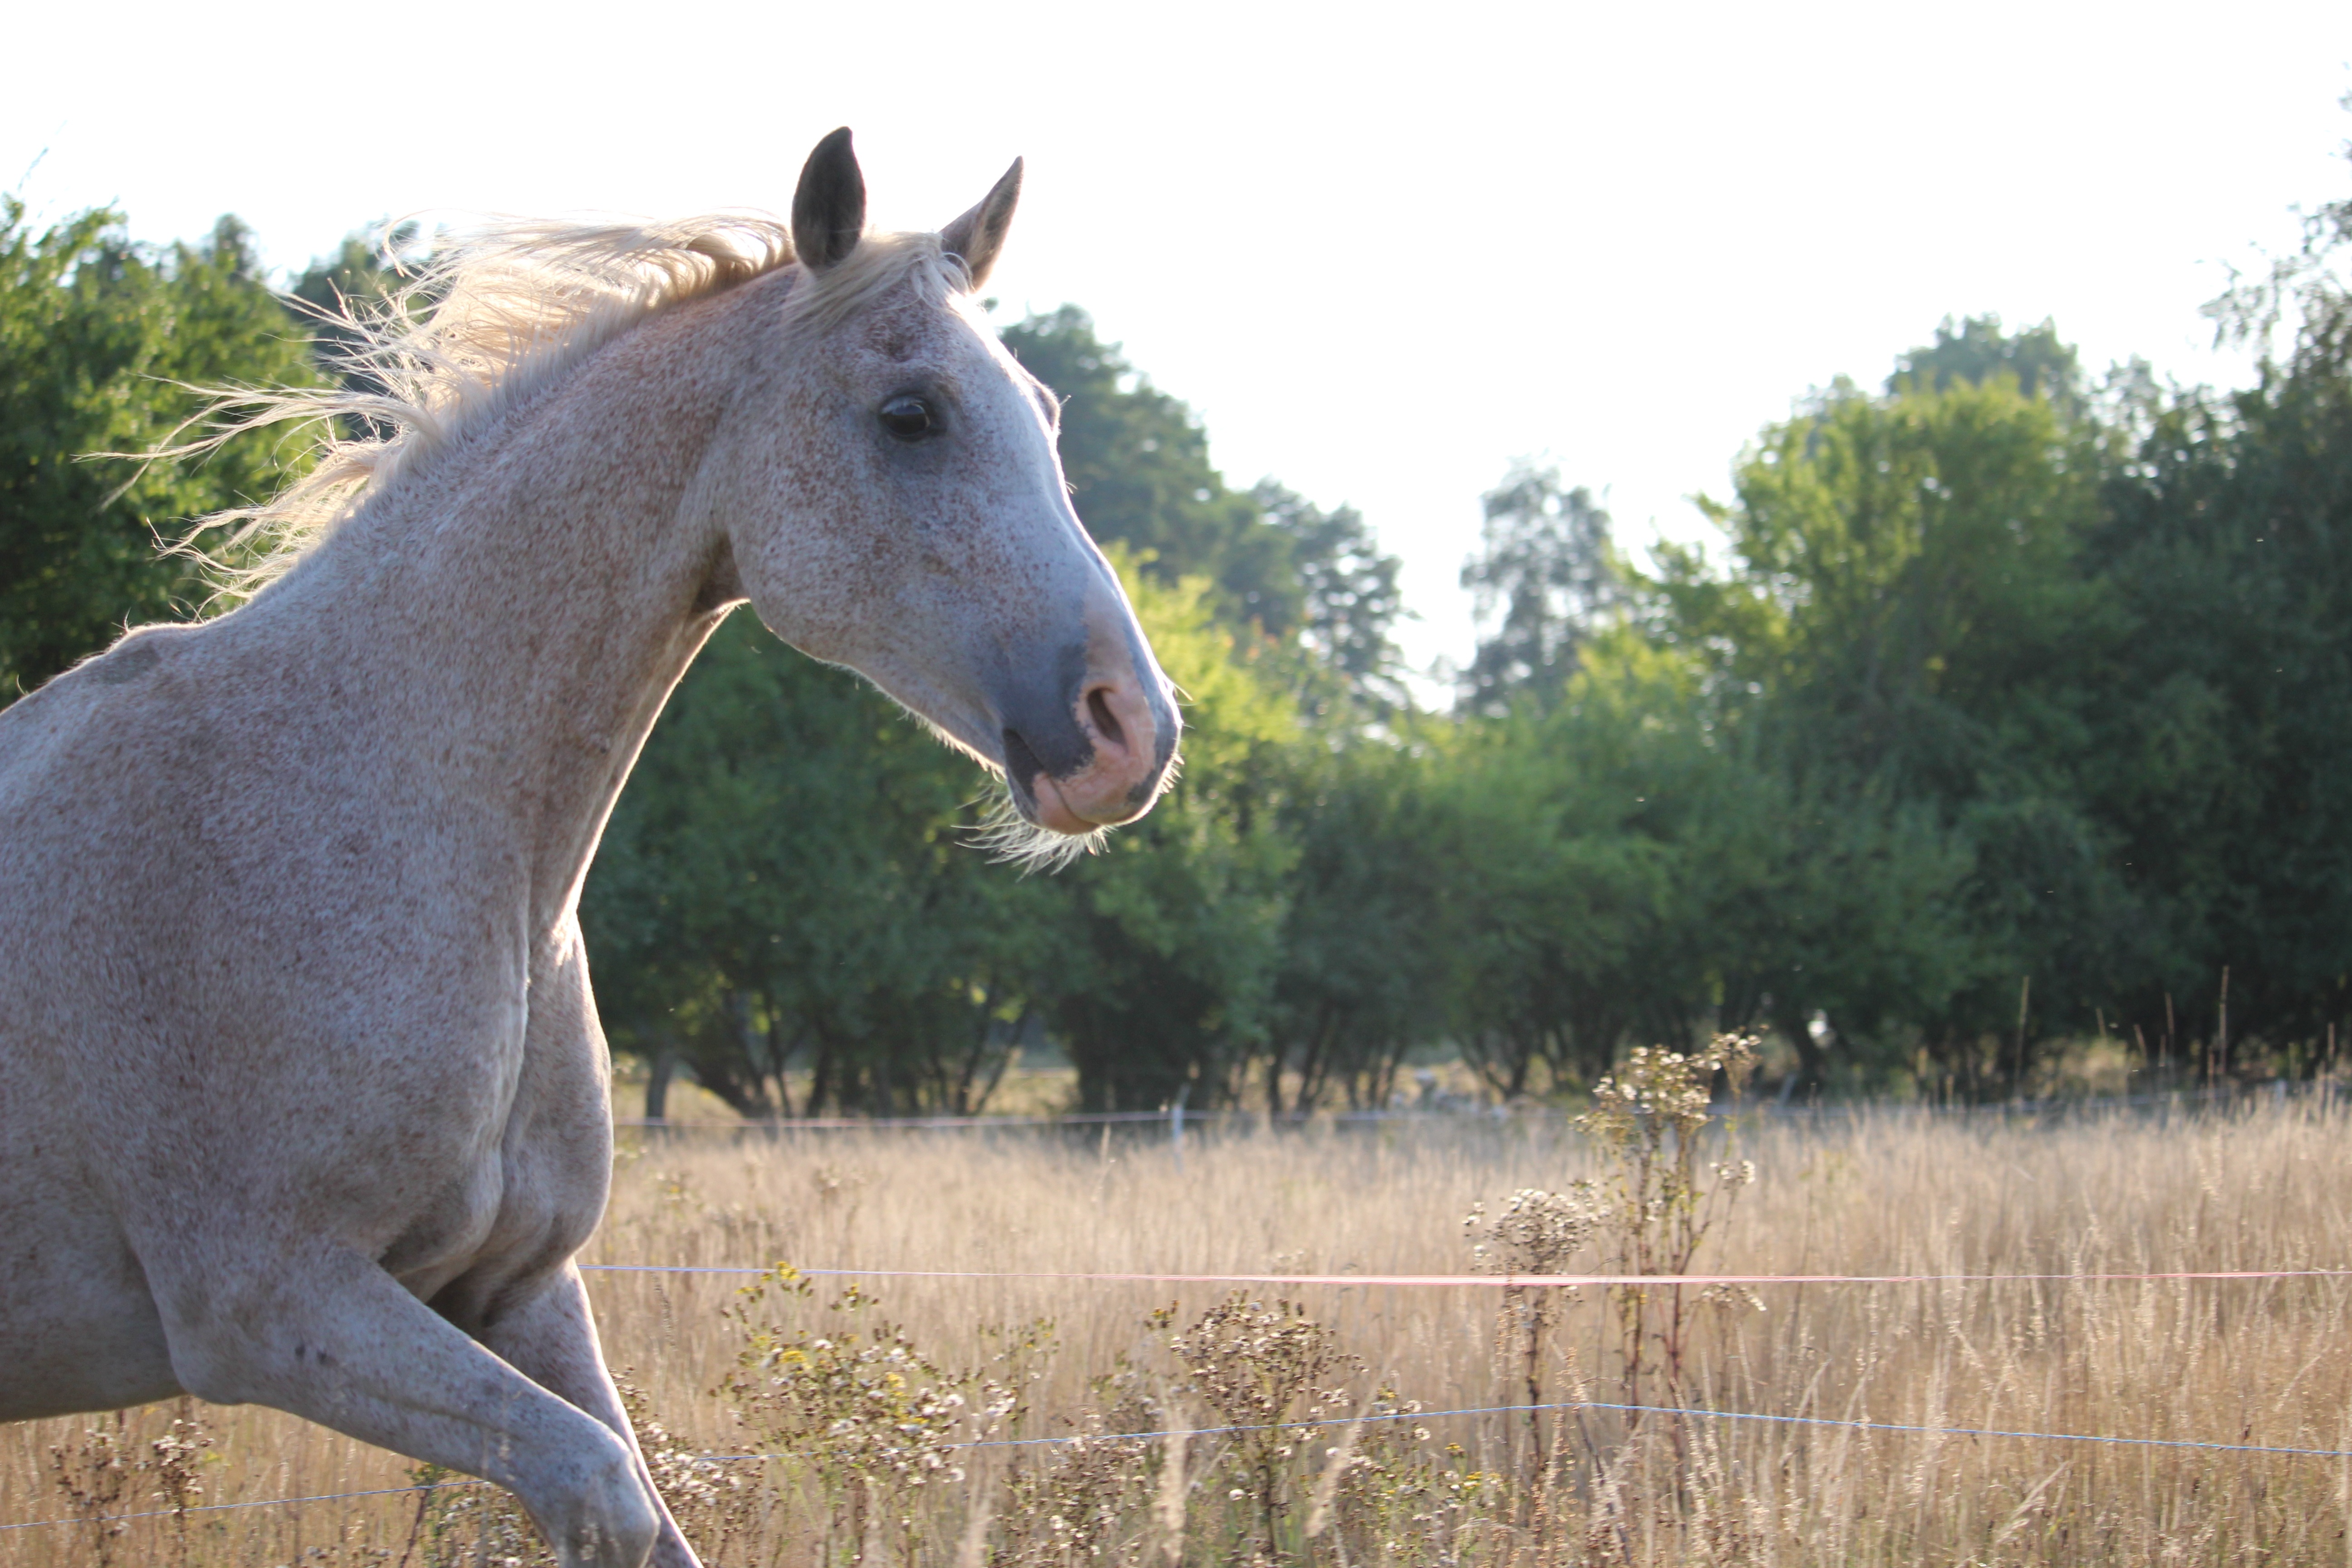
[170,215,964,593]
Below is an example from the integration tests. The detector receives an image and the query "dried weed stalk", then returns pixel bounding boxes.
[1167,1291,1361,1559]
[46,1413,137,1568]
[615,1370,759,1563]
[1466,1184,1602,1478]
[990,1330,1163,1567]
[1575,1034,1764,1424]
[720,1265,1004,1564]
[45,1401,217,1568]
[394,1464,550,1568]
[1323,1389,1502,1567]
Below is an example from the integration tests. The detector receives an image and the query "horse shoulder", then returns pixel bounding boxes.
[2,620,543,1206]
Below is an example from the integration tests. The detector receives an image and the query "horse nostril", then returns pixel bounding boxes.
[1086,687,1127,751]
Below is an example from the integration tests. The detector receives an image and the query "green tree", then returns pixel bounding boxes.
[1891,314,2083,414]
[1260,732,1450,1111]
[1250,480,1408,714]
[2082,171,2352,1073]
[0,200,321,695]
[1650,342,2127,1091]
[1458,464,1620,715]
[1430,664,1680,1097]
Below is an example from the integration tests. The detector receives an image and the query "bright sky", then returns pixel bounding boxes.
[8,1,2350,681]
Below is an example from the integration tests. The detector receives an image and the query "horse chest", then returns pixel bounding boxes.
[382,1097,609,1306]
[369,962,611,1294]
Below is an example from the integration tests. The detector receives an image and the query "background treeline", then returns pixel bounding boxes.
[5,180,2351,1111]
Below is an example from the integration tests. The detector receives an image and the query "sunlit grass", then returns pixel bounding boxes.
[7,1098,2352,1564]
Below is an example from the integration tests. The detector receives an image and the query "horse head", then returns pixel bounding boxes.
[710,128,1180,845]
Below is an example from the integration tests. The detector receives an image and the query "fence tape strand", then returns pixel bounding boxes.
[579,1264,2352,1288]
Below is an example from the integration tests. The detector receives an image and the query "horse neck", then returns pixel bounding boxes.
[264,296,747,929]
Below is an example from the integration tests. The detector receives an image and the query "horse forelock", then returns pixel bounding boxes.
[163,217,967,599]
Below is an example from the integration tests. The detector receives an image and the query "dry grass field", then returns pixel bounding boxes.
[8,1081,2352,1566]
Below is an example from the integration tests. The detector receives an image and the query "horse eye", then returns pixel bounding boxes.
[878,395,934,440]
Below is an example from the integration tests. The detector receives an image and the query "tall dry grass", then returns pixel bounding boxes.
[7,1097,2352,1564]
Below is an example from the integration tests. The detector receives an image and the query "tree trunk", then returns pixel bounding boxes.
[806,1032,838,1118]
[764,1000,797,1118]
[643,1043,675,1122]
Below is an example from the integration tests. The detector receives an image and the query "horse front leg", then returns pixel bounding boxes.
[150,1243,660,1568]
[475,1265,706,1568]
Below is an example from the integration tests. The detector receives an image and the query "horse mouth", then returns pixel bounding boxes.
[1009,763,1118,836]
[1001,731,1162,837]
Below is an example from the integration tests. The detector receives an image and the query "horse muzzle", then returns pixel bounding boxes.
[999,653,1178,835]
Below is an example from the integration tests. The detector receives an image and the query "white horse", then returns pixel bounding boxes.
[0,129,1177,1567]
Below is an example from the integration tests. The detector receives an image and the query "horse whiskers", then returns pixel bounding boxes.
[968,793,1105,874]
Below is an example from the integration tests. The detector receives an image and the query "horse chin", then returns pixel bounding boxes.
[1027,749,1172,831]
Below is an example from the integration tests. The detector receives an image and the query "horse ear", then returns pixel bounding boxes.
[940,158,1023,290]
[792,127,867,272]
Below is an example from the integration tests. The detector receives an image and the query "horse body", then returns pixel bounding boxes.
[0,132,1176,1568]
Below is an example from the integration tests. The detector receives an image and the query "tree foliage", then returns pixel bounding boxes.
[2081,178,2352,1073]
[0,200,321,695]
[1458,465,1620,714]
